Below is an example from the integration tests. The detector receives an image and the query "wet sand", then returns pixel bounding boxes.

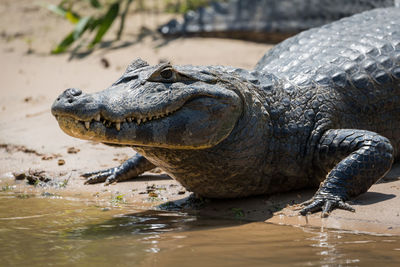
[1,0,399,235]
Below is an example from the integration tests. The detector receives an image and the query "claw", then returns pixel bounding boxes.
[321,201,333,218]
[337,201,355,212]
[81,170,103,178]
[299,198,315,207]
[299,197,355,217]
[84,176,106,184]
[104,175,118,186]
[81,167,117,184]
[299,199,324,215]
[84,173,108,184]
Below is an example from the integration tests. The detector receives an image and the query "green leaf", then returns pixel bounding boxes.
[73,16,92,40]
[65,11,80,24]
[88,0,102,9]
[51,32,75,54]
[87,17,102,31]
[46,4,67,17]
[89,3,120,48]
[46,4,80,24]
[52,16,92,54]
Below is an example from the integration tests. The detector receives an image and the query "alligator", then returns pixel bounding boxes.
[52,8,400,217]
[159,0,399,43]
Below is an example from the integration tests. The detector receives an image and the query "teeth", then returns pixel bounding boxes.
[82,111,173,130]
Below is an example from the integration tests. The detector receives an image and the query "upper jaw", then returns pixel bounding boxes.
[54,107,175,132]
[69,77,220,123]
[51,82,206,133]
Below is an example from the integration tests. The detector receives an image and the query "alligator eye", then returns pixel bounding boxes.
[160,68,173,80]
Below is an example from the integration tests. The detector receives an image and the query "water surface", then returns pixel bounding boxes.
[1,190,399,266]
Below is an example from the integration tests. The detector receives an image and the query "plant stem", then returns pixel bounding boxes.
[117,0,134,41]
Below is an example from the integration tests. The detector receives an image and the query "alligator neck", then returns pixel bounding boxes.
[132,71,274,194]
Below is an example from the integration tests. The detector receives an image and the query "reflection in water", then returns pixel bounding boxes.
[303,226,400,266]
[69,210,242,238]
[0,191,399,266]
[69,210,245,259]
[306,227,360,265]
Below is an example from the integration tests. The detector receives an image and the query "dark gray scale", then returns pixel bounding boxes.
[253,8,400,215]
[256,8,400,153]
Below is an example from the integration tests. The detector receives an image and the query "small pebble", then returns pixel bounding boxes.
[13,171,26,180]
[148,192,158,198]
[67,147,80,154]
[100,58,110,68]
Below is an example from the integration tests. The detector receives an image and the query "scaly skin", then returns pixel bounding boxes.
[159,0,398,42]
[52,8,400,217]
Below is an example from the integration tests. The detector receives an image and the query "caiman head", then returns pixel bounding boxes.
[51,59,246,149]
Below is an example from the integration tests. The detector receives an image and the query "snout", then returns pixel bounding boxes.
[51,88,99,120]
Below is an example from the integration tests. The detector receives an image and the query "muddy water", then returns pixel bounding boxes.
[1,190,400,266]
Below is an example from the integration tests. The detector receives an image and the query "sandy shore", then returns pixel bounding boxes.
[1,0,399,235]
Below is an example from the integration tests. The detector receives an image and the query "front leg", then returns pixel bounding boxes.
[82,153,156,185]
[301,129,394,217]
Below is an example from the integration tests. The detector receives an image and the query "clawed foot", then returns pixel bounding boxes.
[82,167,120,185]
[299,195,355,218]
[81,154,154,186]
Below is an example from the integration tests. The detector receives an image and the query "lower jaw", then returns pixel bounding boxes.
[56,118,105,142]
[56,117,203,149]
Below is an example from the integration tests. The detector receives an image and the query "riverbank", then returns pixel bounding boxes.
[1,0,399,235]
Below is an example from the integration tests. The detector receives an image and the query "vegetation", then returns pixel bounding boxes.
[46,0,132,53]
[45,0,224,54]
[110,193,126,206]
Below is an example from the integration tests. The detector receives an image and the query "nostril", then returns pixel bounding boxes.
[70,88,82,96]
[72,89,82,96]
[68,98,74,104]
[65,88,82,97]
